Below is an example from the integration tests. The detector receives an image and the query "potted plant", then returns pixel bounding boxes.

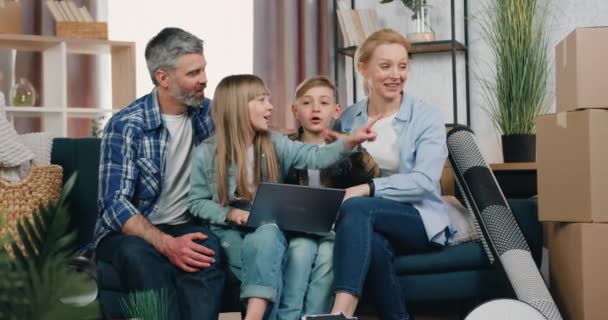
[0,176,100,319]
[380,0,435,42]
[121,289,168,320]
[479,0,551,162]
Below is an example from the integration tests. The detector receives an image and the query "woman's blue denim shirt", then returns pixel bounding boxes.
[337,93,452,245]
[188,132,351,226]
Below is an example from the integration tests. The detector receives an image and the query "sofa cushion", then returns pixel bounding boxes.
[51,138,101,249]
[396,198,542,275]
[398,269,512,302]
[395,241,490,275]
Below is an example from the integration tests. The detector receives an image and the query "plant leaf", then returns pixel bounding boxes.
[0,173,100,319]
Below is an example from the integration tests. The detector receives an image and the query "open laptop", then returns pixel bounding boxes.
[244,182,345,234]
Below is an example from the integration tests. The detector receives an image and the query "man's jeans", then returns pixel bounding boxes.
[97,222,225,320]
[333,197,439,320]
[278,234,334,320]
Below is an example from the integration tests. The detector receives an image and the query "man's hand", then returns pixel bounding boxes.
[158,233,216,273]
[227,208,250,225]
[343,183,371,202]
[122,214,216,272]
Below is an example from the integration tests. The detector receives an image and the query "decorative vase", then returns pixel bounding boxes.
[501,134,536,163]
[9,77,37,107]
[407,2,435,42]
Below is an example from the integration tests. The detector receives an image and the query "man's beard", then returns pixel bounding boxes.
[169,81,205,107]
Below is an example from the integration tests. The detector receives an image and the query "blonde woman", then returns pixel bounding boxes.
[188,74,377,320]
[327,29,453,320]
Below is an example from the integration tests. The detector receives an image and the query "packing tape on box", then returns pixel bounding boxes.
[556,112,567,128]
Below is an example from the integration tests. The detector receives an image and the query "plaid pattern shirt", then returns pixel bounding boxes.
[90,89,214,249]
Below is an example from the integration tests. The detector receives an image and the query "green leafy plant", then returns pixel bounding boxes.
[121,289,169,320]
[479,0,551,135]
[0,175,100,320]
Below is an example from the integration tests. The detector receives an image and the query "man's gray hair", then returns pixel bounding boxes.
[145,27,204,86]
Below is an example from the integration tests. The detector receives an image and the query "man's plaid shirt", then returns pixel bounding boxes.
[90,90,214,249]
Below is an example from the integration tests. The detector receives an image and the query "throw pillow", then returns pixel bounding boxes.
[444,195,481,244]
[0,116,33,167]
[19,132,54,165]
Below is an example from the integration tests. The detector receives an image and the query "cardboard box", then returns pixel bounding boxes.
[0,1,22,34]
[548,223,608,320]
[56,22,108,40]
[556,27,608,112]
[536,109,608,222]
[219,313,242,320]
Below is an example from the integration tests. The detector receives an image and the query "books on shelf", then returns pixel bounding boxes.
[45,1,96,23]
[336,0,381,47]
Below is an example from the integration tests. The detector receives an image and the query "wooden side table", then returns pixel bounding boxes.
[490,162,537,199]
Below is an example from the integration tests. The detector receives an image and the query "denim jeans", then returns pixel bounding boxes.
[96,222,225,320]
[333,197,439,320]
[241,224,288,320]
[278,233,334,320]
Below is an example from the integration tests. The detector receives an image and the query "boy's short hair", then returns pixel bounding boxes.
[295,75,337,100]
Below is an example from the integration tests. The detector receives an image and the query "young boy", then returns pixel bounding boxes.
[278,76,379,320]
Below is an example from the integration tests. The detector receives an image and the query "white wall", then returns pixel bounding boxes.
[354,0,608,163]
[107,0,254,99]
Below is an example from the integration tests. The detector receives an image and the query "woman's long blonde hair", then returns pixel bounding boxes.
[212,74,279,206]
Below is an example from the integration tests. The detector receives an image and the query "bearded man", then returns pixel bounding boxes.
[93,27,224,320]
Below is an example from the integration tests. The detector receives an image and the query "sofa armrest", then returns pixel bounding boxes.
[507,198,542,267]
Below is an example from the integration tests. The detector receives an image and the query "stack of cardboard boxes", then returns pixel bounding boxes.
[537,27,608,320]
[0,1,22,34]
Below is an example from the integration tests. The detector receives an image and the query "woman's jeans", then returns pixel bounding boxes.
[333,197,439,320]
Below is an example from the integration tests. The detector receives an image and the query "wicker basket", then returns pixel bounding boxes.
[0,163,63,255]
[56,21,108,40]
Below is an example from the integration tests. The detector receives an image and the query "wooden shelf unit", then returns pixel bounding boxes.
[333,0,471,126]
[0,34,136,136]
[337,40,468,57]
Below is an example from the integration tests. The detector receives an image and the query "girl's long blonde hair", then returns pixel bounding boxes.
[212,74,279,206]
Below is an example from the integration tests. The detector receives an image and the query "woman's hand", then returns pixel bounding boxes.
[343,183,371,202]
[227,208,250,225]
[341,116,380,150]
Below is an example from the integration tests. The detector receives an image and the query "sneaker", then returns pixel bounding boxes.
[301,313,357,320]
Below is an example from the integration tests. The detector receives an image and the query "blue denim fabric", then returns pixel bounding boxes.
[241,224,288,320]
[96,222,225,320]
[189,133,351,226]
[278,234,334,320]
[336,93,452,245]
[333,197,440,320]
[213,227,245,281]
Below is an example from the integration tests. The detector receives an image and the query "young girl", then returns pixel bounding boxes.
[188,74,377,320]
